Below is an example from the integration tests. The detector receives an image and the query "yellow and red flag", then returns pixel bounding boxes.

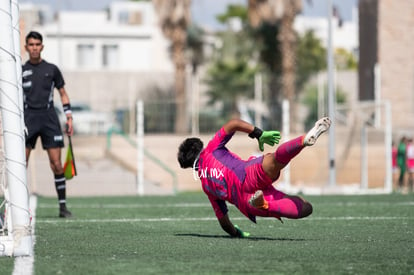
[64,136,77,180]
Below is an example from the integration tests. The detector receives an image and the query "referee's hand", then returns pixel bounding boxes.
[65,117,73,136]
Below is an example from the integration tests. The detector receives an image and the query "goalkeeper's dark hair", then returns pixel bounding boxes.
[177,138,203,168]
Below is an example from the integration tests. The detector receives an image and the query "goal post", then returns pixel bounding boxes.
[0,0,32,257]
[335,100,393,193]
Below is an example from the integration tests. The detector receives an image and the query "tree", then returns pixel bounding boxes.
[248,0,302,131]
[250,21,282,129]
[203,5,258,121]
[204,60,257,120]
[186,24,205,74]
[296,30,326,93]
[153,0,191,134]
[302,84,346,130]
[335,48,357,70]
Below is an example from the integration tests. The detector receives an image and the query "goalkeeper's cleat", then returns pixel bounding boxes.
[249,190,269,210]
[303,117,331,146]
[59,206,73,218]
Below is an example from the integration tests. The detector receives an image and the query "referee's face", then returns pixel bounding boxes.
[25,38,44,63]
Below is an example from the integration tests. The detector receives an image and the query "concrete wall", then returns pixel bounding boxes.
[378,0,414,135]
[359,0,414,136]
[62,71,174,112]
[107,130,389,193]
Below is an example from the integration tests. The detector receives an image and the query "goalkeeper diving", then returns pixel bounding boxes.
[177,117,331,238]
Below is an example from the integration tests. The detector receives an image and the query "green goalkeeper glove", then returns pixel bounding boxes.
[234,224,250,238]
[258,131,281,151]
[249,127,281,151]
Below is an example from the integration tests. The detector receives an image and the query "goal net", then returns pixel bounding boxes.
[333,100,393,193]
[276,99,392,195]
[0,0,32,257]
[0,117,13,256]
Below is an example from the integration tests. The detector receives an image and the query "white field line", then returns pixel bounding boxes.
[310,202,414,206]
[12,195,37,275]
[37,201,414,209]
[35,216,414,224]
[37,203,210,208]
[35,200,414,224]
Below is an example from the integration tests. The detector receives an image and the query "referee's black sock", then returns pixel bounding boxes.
[54,173,67,209]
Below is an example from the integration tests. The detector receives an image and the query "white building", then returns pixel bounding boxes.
[294,10,359,56]
[19,1,175,117]
[22,1,173,72]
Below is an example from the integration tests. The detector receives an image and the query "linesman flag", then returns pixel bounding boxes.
[64,136,77,180]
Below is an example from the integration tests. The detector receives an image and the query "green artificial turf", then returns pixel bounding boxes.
[1,192,413,274]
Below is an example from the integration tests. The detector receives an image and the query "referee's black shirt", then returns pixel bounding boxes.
[22,60,65,109]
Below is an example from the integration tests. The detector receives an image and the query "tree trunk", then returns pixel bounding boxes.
[278,0,299,132]
[248,0,301,131]
[172,28,187,133]
[152,0,191,134]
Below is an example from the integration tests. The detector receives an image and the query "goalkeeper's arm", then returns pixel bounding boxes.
[222,119,281,151]
[218,214,250,238]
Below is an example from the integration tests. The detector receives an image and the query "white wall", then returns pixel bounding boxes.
[23,2,173,73]
[294,14,358,54]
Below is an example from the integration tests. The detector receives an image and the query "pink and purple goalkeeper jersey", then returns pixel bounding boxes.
[196,127,261,222]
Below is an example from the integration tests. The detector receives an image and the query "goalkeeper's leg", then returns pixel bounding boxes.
[263,117,331,180]
[249,187,313,219]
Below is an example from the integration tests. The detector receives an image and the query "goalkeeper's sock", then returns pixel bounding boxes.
[274,136,305,165]
[267,196,303,219]
[54,173,67,209]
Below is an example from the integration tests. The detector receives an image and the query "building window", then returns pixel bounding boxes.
[118,10,142,25]
[129,11,142,25]
[118,11,129,24]
[102,45,119,68]
[77,44,95,68]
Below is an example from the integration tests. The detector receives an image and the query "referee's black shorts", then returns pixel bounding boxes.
[24,107,64,149]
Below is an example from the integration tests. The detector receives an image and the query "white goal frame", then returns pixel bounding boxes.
[0,0,32,257]
[334,100,393,194]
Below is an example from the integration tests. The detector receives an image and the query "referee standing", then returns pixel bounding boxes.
[22,31,73,218]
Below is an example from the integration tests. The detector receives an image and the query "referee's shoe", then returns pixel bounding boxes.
[59,206,73,218]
